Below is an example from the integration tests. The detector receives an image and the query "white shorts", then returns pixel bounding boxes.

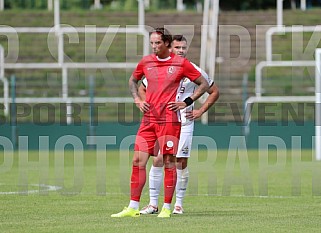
[176,131,193,158]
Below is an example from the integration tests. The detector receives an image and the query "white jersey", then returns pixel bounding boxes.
[142,62,214,133]
[175,62,214,132]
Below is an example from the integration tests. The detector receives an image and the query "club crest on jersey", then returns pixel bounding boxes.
[168,66,176,74]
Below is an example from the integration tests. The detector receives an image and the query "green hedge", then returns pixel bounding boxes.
[3,0,294,11]
[4,0,96,9]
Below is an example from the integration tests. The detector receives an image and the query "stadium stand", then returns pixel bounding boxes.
[0,9,320,122]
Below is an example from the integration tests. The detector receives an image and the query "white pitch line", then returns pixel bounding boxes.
[0,184,62,195]
[0,187,315,199]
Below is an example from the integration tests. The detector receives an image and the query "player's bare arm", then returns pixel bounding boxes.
[137,83,150,112]
[129,75,150,113]
[190,76,210,101]
[185,83,220,120]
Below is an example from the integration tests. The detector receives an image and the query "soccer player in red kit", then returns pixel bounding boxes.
[111,28,209,218]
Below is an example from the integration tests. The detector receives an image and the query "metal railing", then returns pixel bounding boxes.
[0,45,9,116]
[245,5,320,159]
[0,0,149,123]
[199,0,219,124]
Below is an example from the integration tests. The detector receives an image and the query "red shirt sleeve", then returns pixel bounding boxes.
[182,59,201,81]
[132,60,145,81]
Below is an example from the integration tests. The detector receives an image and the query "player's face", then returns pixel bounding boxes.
[149,32,169,57]
[171,40,188,58]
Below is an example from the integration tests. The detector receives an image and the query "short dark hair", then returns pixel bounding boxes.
[172,35,187,43]
[150,27,172,48]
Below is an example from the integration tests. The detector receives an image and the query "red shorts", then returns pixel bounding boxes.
[134,122,181,156]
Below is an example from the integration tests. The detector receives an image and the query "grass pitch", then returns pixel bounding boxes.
[1,149,321,232]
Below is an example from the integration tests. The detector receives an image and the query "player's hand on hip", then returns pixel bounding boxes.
[134,98,150,113]
[185,110,203,120]
[167,101,186,111]
[138,101,150,113]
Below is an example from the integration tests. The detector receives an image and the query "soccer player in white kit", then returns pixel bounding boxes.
[139,35,220,215]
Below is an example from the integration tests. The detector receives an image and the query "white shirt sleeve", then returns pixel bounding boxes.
[142,78,148,87]
[190,62,214,86]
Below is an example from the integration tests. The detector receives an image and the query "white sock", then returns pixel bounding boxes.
[128,200,139,210]
[175,167,189,207]
[149,165,163,207]
[162,203,171,210]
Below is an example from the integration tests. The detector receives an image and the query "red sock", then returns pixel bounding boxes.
[130,165,146,202]
[164,166,177,204]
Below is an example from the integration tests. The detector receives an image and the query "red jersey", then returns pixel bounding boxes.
[132,52,201,123]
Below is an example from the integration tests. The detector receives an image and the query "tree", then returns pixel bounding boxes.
[220,0,276,10]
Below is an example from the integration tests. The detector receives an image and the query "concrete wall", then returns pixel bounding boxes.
[0,121,314,150]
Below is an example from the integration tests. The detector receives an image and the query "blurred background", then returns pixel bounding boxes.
[0,0,320,151]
